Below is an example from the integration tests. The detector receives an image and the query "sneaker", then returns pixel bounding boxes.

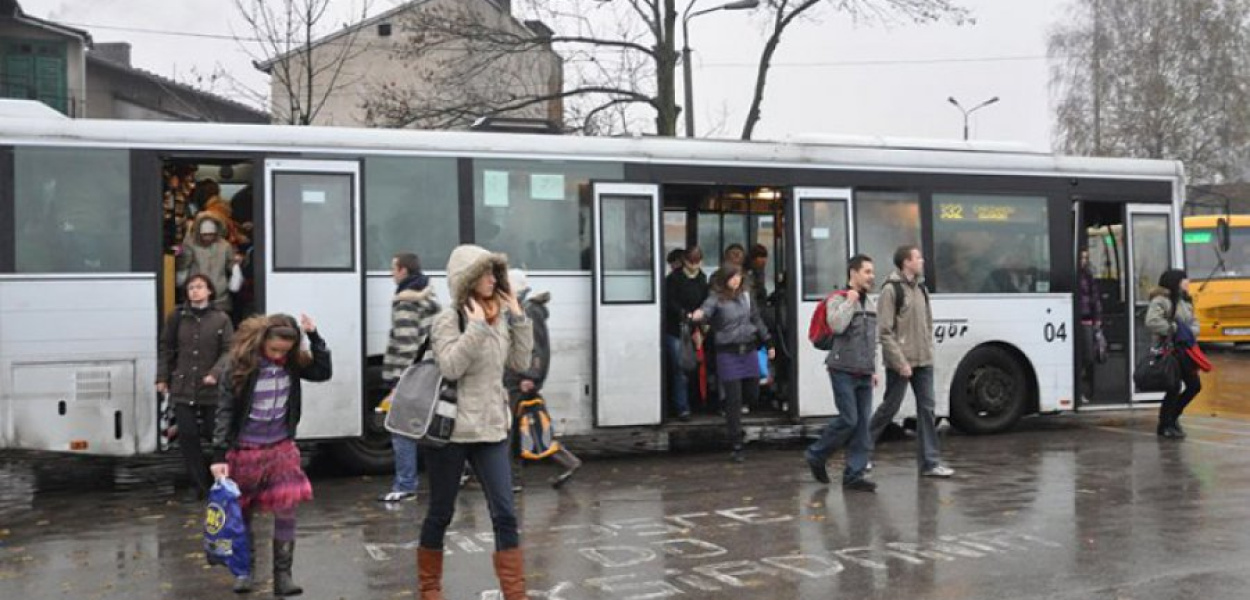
[843,478,877,493]
[377,490,416,503]
[678,411,692,422]
[741,405,750,415]
[921,465,955,478]
[865,461,874,472]
[805,454,830,484]
[550,462,582,490]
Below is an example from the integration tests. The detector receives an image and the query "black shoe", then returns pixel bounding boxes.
[678,412,692,422]
[1158,426,1186,439]
[805,454,830,484]
[272,540,303,597]
[730,446,745,463]
[843,478,877,493]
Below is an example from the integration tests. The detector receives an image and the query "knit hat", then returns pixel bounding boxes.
[199,219,219,234]
[508,268,529,294]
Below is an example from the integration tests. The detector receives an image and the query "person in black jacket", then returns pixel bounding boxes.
[664,247,709,420]
[505,269,582,490]
[156,274,233,499]
[209,313,331,596]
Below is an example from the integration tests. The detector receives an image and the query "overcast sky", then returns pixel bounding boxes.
[23,0,1068,149]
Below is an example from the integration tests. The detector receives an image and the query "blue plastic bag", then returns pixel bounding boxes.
[757,347,770,382]
[204,477,250,577]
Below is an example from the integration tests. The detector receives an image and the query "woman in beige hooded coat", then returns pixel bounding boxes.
[416,244,533,600]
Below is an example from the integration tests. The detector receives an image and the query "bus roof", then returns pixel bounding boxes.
[0,99,1184,181]
[1184,214,1250,227]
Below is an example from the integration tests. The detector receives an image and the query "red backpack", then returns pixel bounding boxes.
[808,290,850,350]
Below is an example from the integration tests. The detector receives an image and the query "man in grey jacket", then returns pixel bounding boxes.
[869,245,954,478]
[805,255,880,492]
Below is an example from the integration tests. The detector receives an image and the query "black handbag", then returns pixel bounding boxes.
[1133,343,1180,393]
[678,322,699,373]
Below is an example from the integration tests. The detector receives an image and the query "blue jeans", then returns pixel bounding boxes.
[806,370,873,483]
[391,434,419,493]
[420,440,519,551]
[664,335,691,415]
[869,366,942,471]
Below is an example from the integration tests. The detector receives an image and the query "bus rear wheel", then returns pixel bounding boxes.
[949,346,1028,435]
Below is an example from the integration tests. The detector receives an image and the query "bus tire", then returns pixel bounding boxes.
[948,345,1029,435]
[327,365,394,475]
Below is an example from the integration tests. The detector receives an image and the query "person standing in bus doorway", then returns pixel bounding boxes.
[869,245,955,478]
[378,252,441,503]
[1147,269,1202,439]
[667,248,686,274]
[805,255,879,492]
[177,212,237,313]
[210,313,332,596]
[665,247,708,421]
[1077,248,1103,403]
[504,269,583,490]
[418,245,533,600]
[692,263,775,463]
[156,274,233,501]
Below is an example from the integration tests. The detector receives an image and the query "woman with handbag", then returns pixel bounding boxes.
[692,263,775,463]
[417,245,533,600]
[1145,269,1202,439]
[209,313,332,595]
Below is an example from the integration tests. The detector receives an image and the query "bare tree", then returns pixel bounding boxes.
[1050,0,1250,183]
[233,0,372,125]
[740,0,971,140]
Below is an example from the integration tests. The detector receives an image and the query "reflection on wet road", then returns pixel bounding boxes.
[2,351,1249,599]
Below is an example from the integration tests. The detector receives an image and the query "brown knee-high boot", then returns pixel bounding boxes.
[492,547,526,600]
[417,547,445,600]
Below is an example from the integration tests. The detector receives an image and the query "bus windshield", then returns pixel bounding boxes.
[1185,227,1250,280]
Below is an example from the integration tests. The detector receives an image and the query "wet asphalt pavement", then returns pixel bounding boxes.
[2,349,1250,599]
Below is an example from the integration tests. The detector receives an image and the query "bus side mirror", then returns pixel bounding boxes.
[1216,218,1231,253]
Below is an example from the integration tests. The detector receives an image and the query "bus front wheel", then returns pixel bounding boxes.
[949,346,1029,435]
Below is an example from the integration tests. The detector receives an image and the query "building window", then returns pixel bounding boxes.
[932,193,1051,293]
[378,23,392,37]
[473,159,624,271]
[14,147,131,273]
[364,156,459,271]
[854,191,921,278]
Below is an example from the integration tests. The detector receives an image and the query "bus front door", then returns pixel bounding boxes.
[789,188,853,417]
[261,160,363,440]
[591,182,663,427]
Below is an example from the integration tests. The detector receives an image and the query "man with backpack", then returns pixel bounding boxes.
[804,255,880,492]
[869,245,955,478]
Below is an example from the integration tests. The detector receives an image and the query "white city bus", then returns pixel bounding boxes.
[0,100,1184,470]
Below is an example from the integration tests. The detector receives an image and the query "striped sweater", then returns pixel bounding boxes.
[381,286,441,385]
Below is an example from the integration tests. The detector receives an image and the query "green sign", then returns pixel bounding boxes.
[1183,231,1213,244]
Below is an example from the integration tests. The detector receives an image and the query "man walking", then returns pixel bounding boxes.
[870,245,954,478]
[805,255,880,492]
[378,252,441,503]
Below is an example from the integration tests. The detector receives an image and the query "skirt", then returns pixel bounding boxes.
[226,438,312,513]
[716,349,760,382]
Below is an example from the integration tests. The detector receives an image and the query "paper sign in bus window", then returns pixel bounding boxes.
[811,227,831,240]
[484,170,510,207]
[302,190,326,204]
[531,174,565,200]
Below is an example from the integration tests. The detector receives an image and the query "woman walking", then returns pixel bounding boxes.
[156,274,233,499]
[1146,269,1202,438]
[209,313,332,595]
[417,245,534,600]
[693,264,775,462]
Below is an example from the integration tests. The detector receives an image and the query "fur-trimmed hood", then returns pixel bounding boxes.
[190,211,228,244]
[446,244,511,308]
[395,287,436,304]
[1148,286,1171,300]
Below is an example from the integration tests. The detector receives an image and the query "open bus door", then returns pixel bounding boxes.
[590,182,663,427]
[261,160,363,439]
[1126,204,1177,403]
[790,188,854,417]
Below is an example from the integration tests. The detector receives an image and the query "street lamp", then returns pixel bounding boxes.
[947,96,1000,141]
[683,0,759,138]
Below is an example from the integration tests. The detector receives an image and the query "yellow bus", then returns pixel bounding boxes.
[1184,214,1250,344]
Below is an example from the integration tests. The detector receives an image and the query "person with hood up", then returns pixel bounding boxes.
[417,245,533,600]
[1146,269,1203,439]
[378,252,441,503]
[177,212,237,312]
[504,269,582,491]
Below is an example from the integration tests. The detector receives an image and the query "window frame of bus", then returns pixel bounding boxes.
[853,190,922,283]
[9,146,133,274]
[931,192,1052,294]
[270,170,357,273]
[598,192,657,305]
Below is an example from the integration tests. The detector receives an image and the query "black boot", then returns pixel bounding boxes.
[272,540,303,597]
